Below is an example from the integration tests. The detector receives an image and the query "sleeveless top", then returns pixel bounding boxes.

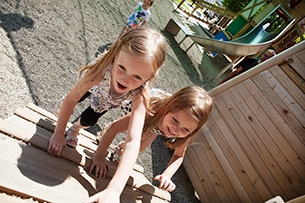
[120,87,171,115]
[89,64,147,113]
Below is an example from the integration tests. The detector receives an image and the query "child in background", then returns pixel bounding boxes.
[88,86,213,194]
[48,27,166,157]
[121,0,154,35]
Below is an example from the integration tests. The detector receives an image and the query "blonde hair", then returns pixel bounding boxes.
[78,27,167,106]
[143,86,213,149]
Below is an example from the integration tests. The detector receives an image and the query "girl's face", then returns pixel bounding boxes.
[112,48,153,94]
[159,109,198,139]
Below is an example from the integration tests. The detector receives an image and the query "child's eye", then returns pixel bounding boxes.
[118,65,126,71]
[134,75,142,80]
[172,117,178,123]
[183,128,191,133]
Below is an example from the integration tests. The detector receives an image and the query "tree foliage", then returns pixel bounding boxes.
[222,0,252,13]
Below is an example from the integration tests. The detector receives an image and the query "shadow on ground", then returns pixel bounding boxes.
[161,30,203,87]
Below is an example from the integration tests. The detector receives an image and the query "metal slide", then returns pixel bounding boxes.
[189,18,295,56]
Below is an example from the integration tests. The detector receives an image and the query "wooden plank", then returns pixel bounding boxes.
[25,103,145,173]
[3,115,95,167]
[280,63,305,94]
[0,133,101,202]
[199,127,243,202]
[12,108,99,151]
[0,119,170,201]
[268,66,305,125]
[285,54,305,80]
[209,99,258,202]
[255,70,305,160]
[27,103,96,141]
[214,90,273,202]
[268,66,305,135]
[216,89,286,199]
[12,105,145,173]
[249,73,305,187]
[232,80,304,198]
[0,133,168,203]
[184,149,214,203]
[191,125,242,202]
[286,195,305,203]
[200,124,244,202]
[185,141,222,202]
[295,49,305,64]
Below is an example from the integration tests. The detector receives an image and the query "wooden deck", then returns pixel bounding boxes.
[184,41,305,202]
[0,104,171,202]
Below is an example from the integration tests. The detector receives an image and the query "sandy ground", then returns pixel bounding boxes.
[0,0,229,202]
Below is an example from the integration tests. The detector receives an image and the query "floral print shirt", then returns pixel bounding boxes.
[89,64,146,113]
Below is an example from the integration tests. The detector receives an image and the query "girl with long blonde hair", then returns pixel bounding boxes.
[90,86,213,193]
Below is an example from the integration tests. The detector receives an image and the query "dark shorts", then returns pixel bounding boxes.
[78,91,107,126]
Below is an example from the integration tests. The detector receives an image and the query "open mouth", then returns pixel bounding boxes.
[117,82,127,91]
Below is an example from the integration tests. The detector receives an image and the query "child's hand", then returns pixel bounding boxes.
[90,155,109,178]
[83,189,120,203]
[154,174,176,192]
[48,132,66,156]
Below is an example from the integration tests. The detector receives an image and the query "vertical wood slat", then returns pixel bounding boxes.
[213,89,272,202]
[280,63,305,94]
[285,49,305,80]
[184,147,218,203]
[233,80,301,199]
[217,87,284,198]
[199,125,244,202]
[254,69,305,162]
[268,66,305,144]
[261,68,305,127]
[195,126,241,202]
[208,102,258,202]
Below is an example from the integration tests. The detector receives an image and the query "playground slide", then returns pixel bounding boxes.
[188,19,295,56]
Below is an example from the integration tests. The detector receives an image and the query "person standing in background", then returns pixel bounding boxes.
[120,0,154,35]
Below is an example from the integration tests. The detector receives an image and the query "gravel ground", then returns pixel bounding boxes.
[0,0,229,202]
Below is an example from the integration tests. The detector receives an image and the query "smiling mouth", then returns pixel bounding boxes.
[166,126,176,137]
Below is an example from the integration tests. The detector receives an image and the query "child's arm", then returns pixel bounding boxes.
[154,140,190,192]
[84,94,146,203]
[139,20,146,27]
[90,114,130,178]
[48,79,98,156]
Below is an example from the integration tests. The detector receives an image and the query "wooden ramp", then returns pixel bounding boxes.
[0,103,171,203]
[184,41,305,202]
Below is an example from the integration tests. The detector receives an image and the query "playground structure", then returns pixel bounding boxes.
[167,0,303,81]
[172,0,305,52]
[167,4,295,56]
